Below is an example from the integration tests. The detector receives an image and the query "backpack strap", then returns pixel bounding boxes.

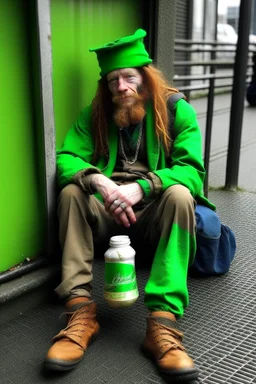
[167,92,185,136]
[167,92,185,109]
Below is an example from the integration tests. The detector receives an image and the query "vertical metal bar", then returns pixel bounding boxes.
[187,0,193,42]
[252,0,256,34]
[186,0,194,103]
[225,0,252,189]
[210,0,218,73]
[204,77,215,197]
[142,0,156,59]
[202,0,207,80]
[202,0,207,40]
[214,0,218,41]
[155,0,177,82]
[36,0,57,258]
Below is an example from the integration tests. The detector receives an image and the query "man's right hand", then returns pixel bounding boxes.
[90,174,136,227]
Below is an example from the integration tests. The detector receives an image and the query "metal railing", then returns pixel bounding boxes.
[173,38,255,196]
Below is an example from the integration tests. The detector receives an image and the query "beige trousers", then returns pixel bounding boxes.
[55,183,195,307]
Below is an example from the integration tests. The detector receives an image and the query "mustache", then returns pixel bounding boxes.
[112,85,146,104]
[112,93,143,104]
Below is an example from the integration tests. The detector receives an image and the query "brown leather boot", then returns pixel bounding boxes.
[142,311,199,382]
[44,297,100,371]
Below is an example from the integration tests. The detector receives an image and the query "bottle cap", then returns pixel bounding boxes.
[109,235,130,247]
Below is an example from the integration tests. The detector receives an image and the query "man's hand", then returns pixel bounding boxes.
[91,174,119,201]
[104,183,143,227]
[91,175,143,227]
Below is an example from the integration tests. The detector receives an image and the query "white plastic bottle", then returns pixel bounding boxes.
[104,235,139,308]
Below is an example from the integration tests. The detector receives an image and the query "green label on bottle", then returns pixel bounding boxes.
[104,263,137,292]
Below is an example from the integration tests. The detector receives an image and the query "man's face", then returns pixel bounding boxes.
[106,68,143,108]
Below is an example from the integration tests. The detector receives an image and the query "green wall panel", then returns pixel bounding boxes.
[0,0,45,272]
[0,0,142,274]
[50,0,142,148]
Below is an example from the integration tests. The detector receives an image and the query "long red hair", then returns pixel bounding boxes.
[91,64,179,159]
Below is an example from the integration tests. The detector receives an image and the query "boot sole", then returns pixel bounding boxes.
[141,345,199,383]
[44,330,100,372]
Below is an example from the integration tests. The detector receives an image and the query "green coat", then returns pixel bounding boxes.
[57,98,215,210]
[57,98,217,316]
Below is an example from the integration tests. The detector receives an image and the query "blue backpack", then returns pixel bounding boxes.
[168,93,236,276]
[191,205,236,276]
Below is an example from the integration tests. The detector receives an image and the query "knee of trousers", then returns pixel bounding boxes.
[163,185,195,234]
[164,185,195,210]
[58,183,85,204]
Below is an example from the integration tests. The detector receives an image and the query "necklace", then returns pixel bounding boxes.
[119,122,143,165]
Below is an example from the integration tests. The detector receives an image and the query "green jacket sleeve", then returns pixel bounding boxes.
[152,99,205,197]
[56,105,100,189]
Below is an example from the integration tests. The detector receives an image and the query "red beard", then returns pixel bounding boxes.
[112,93,146,127]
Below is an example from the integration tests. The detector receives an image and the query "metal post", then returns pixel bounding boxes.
[225,0,252,190]
[204,77,215,197]
[210,0,218,73]
[186,0,194,103]
[142,0,156,58]
[202,0,207,80]
[154,0,177,82]
[36,0,57,258]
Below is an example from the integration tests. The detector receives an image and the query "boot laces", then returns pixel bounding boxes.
[151,318,185,353]
[57,305,96,341]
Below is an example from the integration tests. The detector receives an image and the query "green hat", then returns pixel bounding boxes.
[89,29,152,77]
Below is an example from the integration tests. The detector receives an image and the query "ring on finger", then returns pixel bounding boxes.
[120,202,127,210]
[113,199,120,206]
